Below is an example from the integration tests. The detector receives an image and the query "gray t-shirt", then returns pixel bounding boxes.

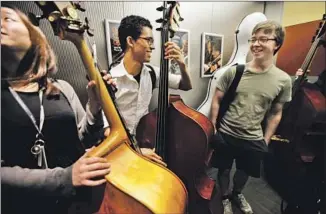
[216,64,292,140]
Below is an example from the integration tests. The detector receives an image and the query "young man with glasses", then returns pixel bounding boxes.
[210,20,292,214]
[103,15,192,166]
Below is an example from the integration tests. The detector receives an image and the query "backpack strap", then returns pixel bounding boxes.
[145,64,157,91]
[216,64,245,127]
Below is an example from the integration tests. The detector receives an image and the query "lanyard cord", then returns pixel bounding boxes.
[8,86,48,168]
[8,86,45,138]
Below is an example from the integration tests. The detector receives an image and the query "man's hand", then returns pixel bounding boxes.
[295,68,310,78]
[164,41,185,66]
[72,147,111,187]
[213,125,217,134]
[87,70,116,115]
[101,70,116,87]
[140,148,167,167]
[264,137,270,145]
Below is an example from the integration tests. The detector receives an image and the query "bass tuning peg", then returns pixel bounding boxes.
[87,28,94,37]
[156,18,166,23]
[156,27,163,32]
[84,17,94,37]
[156,6,166,11]
[48,11,61,22]
[72,2,86,12]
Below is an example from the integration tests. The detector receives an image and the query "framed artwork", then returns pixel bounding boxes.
[169,29,190,74]
[201,32,224,78]
[105,19,123,65]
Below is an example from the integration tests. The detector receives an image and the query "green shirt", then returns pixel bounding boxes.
[216,64,292,140]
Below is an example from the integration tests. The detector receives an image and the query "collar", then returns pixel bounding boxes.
[111,58,148,78]
[245,63,274,74]
[110,59,128,78]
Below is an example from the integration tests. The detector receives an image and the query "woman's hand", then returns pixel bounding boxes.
[140,148,167,167]
[72,147,111,187]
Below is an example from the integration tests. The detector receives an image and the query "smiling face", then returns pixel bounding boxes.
[131,26,154,63]
[1,7,31,53]
[250,29,279,62]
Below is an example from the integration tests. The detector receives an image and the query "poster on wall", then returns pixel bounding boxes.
[201,32,224,78]
[105,19,123,65]
[169,29,190,74]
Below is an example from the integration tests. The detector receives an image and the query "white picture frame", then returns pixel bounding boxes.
[169,29,190,74]
[201,32,224,78]
[105,19,123,65]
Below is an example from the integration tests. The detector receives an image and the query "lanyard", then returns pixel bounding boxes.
[8,86,48,168]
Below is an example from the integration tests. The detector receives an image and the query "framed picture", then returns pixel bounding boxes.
[105,19,123,65]
[169,29,190,74]
[201,32,224,78]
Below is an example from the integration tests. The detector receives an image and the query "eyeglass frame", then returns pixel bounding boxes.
[138,36,154,46]
[248,37,277,44]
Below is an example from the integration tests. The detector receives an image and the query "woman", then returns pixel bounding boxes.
[1,4,111,214]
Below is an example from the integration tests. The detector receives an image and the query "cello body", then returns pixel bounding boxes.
[197,12,267,116]
[136,95,215,214]
[35,2,188,214]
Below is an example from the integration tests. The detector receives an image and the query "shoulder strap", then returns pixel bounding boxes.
[145,64,156,91]
[228,64,245,95]
[216,64,245,127]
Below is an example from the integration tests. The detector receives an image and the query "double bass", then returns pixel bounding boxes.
[136,2,215,214]
[35,2,187,213]
[271,14,326,213]
[275,14,326,146]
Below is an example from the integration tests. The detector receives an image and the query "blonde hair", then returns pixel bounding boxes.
[252,20,286,54]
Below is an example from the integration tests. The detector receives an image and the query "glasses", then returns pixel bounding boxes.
[138,37,154,46]
[248,37,276,44]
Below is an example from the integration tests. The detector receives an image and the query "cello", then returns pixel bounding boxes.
[136,2,215,214]
[34,2,187,213]
[197,12,267,117]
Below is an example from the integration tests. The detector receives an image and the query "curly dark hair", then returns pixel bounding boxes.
[118,15,152,52]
